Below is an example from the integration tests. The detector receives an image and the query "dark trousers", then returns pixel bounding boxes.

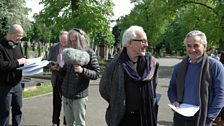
[0,84,22,126]
[52,75,66,125]
[173,116,197,126]
[119,112,141,126]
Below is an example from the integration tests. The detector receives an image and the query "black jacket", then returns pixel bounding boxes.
[0,37,24,86]
[47,43,61,87]
[100,55,159,126]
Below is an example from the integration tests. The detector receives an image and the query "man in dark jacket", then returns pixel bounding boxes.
[100,25,159,126]
[48,31,68,126]
[0,24,27,126]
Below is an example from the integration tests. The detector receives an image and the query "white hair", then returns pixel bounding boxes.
[183,30,207,47]
[122,25,146,47]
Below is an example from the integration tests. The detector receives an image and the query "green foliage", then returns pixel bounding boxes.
[0,0,31,37]
[32,0,114,47]
[93,28,114,46]
[117,0,224,54]
[112,25,121,47]
[118,0,177,47]
[26,21,54,44]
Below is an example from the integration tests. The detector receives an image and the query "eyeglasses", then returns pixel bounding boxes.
[131,39,148,45]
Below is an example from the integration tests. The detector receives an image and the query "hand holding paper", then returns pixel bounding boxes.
[17,57,49,76]
[168,103,199,117]
[17,58,28,65]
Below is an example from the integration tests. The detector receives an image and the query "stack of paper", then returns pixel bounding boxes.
[17,57,49,76]
[168,103,200,117]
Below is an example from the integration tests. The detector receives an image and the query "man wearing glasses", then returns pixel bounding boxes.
[100,25,159,126]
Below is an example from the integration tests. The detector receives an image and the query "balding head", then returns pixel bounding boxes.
[7,24,24,44]
[8,24,24,34]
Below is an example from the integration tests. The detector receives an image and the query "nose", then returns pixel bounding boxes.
[144,42,148,47]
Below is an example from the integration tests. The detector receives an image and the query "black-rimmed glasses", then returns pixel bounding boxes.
[131,39,148,45]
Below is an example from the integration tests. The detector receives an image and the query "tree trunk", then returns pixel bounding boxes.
[219,39,224,50]
[71,0,79,12]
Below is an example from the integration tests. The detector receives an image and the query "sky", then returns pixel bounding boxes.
[111,0,134,20]
[26,0,134,22]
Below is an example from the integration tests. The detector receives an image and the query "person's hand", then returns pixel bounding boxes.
[74,65,83,73]
[172,101,180,107]
[17,58,27,65]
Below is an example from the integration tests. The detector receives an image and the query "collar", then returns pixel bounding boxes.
[188,57,203,64]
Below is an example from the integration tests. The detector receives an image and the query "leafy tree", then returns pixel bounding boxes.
[36,0,114,47]
[0,0,31,37]
[112,24,121,48]
[118,0,224,54]
[118,0,176,47]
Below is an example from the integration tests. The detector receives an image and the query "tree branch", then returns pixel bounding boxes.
[183,1,218,15]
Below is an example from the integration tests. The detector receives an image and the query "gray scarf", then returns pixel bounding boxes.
[176,54,212,126]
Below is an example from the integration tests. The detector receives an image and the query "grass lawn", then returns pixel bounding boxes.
[23,84,52,98]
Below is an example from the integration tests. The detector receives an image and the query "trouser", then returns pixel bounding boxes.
[0,84,22,126]
[63,96,88,126]
[119,111,141,126]
[52,75,66,125]
[173,116,197,126]
[173,115,213,126]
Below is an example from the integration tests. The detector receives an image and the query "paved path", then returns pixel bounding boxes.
[18,57,182,126]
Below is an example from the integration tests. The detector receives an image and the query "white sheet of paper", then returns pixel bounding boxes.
[22,67,43,76]
[168,103,199,117]
[17,57,49,76]
[17,57,44,70]
[18,60,49,70]
[27,57,43,64]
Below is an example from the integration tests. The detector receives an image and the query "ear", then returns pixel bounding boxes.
[127,40,132,47]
